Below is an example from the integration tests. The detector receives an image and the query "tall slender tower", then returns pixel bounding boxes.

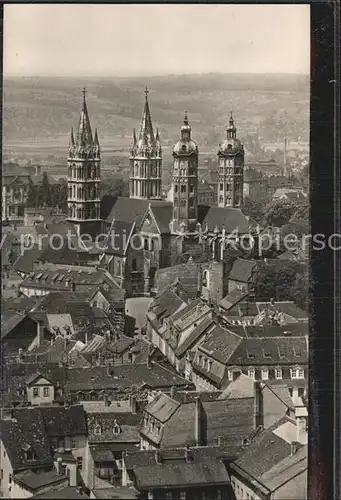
[129,88,162,199]
[217,113,244,208]
[170,111,199,232]
[67,89,101,236]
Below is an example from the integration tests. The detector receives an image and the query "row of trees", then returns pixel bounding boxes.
[26,173,68,211]
[243,196,309,230]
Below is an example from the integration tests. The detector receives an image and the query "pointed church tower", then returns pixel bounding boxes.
[67,88,101,236]
[129,87,162,199]
[217,112,244,208]
[170,111,199,232]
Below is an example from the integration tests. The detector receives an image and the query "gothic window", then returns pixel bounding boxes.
[202,270,209,288]
[132,259,137,271]
[220,183,224,191]
[219,196,224,204]
[189,185,194,193]
[174,185,178,193]
[181,185,186,193]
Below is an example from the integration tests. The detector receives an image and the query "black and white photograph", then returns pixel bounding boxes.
[0,3,316,499]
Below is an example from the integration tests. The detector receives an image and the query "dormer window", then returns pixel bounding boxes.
[228,370,233,382]
[94,424,102,435]
[275,368,282,379]
[248,368,255,380]
[113,424,121,435]
[261,368,269,381]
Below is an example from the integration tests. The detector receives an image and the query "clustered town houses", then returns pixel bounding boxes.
[1,89,308,500]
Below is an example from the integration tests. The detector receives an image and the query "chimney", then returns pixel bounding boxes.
[155,449,162,465]
[56,457,63,475]
[184,445,193,463]
[130,395,137,415]
[253,381,263,429]
[104,394,110,407]
[18,348,23,362]
[37,321,44,346]
[296,416,307,443]
[195,396,203,446]
[170,386,176,399]
[291,441,299,456]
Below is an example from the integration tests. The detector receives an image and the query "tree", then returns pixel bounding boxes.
[262,199,297,228]
[102,176,129,198]
[254,260,308,308]
[27,177,38,207]
[242,196,267,223]
[42,172,52,207]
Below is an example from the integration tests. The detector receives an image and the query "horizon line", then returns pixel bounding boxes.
[4,71,310,79]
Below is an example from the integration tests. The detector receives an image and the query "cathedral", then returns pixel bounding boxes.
[68,88,255,297]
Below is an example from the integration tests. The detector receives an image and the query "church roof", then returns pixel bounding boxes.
[199,206,250,233]
[106,197,149,228]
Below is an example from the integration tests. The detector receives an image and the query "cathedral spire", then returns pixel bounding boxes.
[76,87,93,148]
[139,86,155,145]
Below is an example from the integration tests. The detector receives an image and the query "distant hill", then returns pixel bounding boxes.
[3,73,309,147]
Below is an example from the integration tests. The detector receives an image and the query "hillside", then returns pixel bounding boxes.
[3,73,309,152]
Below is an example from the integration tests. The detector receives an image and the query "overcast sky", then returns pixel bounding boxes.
[4,4,310,77]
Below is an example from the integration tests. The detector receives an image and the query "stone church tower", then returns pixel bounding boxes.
[217,113,244,208]
[67,89,101,237]
[129,88,162,199]
[170,111,199,233]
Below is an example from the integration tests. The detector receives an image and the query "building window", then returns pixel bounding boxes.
[166,492,172,500]
[275,368,283,379]
[291,368,304,379]
[175,185,178,193]
[76,457,83,470]
[261,368,269,380]
[180,493,186,500]
[219,183,223,191]
[181,185,186,193]
[248,368,255,380]
[0,469,3,480]
[189,185,194,193]
[298,368,305,379]
[71,438,76,449]
[43,387,50,397]
[144,239,149,251]
[219,195,223,203]
[228,371,233,381]
[33,387,39,398]
[132,259,137,271]
[9,474,12,484]
[94,425,102,435]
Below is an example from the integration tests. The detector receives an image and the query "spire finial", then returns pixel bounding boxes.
[229,111,234,124]
[144,86,149,100]
[184,110,188,125]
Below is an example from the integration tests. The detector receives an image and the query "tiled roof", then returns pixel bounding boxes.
[37,405,87,437]
[175,317,215,358]
[65,363,192,392]
[155,262,201,300]
[229,258,257,283]
[219,289,249,312]
[13,469,67,491]
[31,486,90,499]
[200,206,250,233]
[133,459,230,489]
[228,336,308,366]
[150,202,173,234]
[0,409,53,471]
[149,287,186,325]
[106,197,149,228]
[92,486,139,499]
[218,374,255,400]
[105,220,135,256]
[87,412,140,444]
[13,245,43,274]
[260,445,307,492]
[1,310,26,339]
[145,393,181,423]
[198,325,243,364]
[233,417,301,483]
